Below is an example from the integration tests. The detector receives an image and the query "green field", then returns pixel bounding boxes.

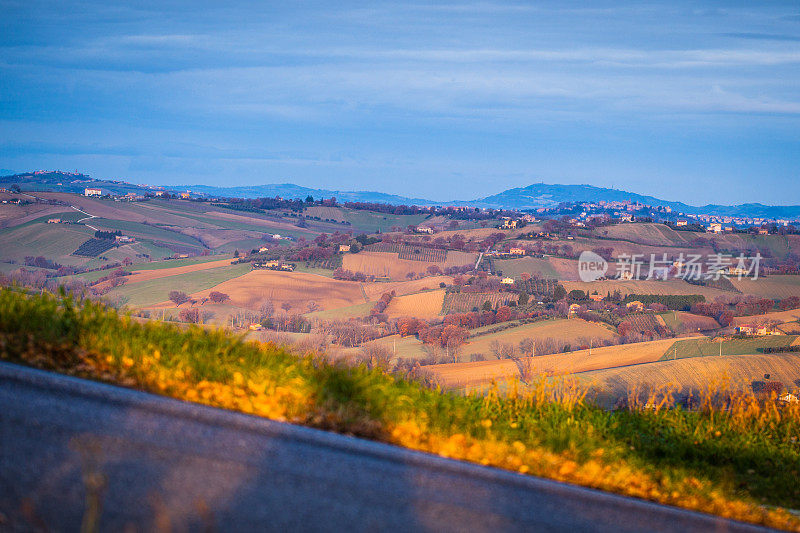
[493,257,560,279]
[0,222,95,263]
[659,335,797,361]
[90,218,205,247]
[106,263,251,307]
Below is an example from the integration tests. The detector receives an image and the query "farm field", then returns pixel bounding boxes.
[731,308,800,325]
[593,223,693,247]
[561,279,731,299]
[422,337,689,390]
[577,354,800,408]
[178,269,367,312]
[120,258,236,286]
[442,292,516,313]
[305,301,375,321]
[463,318,619,360]
[361,276,452,300]
[0,222,95,265]
[342,250,476,280]
[303,206,430,233]
[493,256,560,279]
[730,275,800,299]
[384,289,446,319]
[659,335,798,361]
[658,311,720,332]
[108,263,251,307]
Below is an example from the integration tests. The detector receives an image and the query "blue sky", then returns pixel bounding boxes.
[1,1,799,205]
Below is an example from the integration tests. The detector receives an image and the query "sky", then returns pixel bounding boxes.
[1,1,799,205]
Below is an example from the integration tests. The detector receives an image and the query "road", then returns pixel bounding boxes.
[0,362,772,532]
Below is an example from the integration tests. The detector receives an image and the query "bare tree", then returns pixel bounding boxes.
[259,300,275,321]
[519,337,536,357]
[306,300,321,313]
[360,343,393,371]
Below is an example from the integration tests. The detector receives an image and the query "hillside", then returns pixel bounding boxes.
[5,171,800,218]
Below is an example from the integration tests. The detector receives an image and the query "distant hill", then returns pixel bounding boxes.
[177,183,439,206]
[3,171,800,219]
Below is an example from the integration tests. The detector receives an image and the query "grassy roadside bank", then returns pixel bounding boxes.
[1,287,799,530]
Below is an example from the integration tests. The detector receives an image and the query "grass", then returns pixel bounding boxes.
[1,287,799,530]
[107,263,251,307]
[90,218,204,247]
[659,335,797,361]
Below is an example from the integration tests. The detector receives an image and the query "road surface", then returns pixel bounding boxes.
[0,362,772,532]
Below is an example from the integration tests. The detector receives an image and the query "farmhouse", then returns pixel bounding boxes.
[568,303,582,316]
[707,223,723,234]
[115,235,135,244]
[499,218,517,229]
[589,293,603,302]
[676,220,688,227]
[46,218,62,224]
[619,214,633,223]
[84,187,102,197]
[626,300,645,312]
[248,323,264,331]
[258,246,269,253]
[339,244,351,252]
[501,277,515,285]
[509,247,526,256]
[415,225,434,234]
[154,190,166,197]
[180,192,191,199]
[735,324,775,336]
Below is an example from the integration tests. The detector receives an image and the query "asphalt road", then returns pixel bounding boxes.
[0,362,773,532]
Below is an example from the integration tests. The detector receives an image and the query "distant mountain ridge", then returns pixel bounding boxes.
[2,171,800,219]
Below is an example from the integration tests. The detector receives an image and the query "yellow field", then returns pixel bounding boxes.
[562,279,731,299]
[463,318,618,358]
[342,250,476,280]
[422,337,690,389]
[577,354,800,404]
[182,270,367,311]
[361,276,453,300]
[730,276,800,299]
[384,289,446,319]
[732,308,800,326]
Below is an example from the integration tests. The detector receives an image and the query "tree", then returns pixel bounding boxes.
[233,249,240,258]
[306,300,321,313]
[179,308,201,323]
[259,300,275,320]
[208,291,230,304]
[280,302,293,312]
[519,338,535,357]
[169,290,189,307]
[553,285,567,300]
[518,292,529,306]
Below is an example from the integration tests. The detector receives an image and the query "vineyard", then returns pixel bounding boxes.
[364,242,401,253]
[362,242,448,262]
[442,292,515,314]
[72,238,116,257]
[621,313,669,336]
[397,244,447,262]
